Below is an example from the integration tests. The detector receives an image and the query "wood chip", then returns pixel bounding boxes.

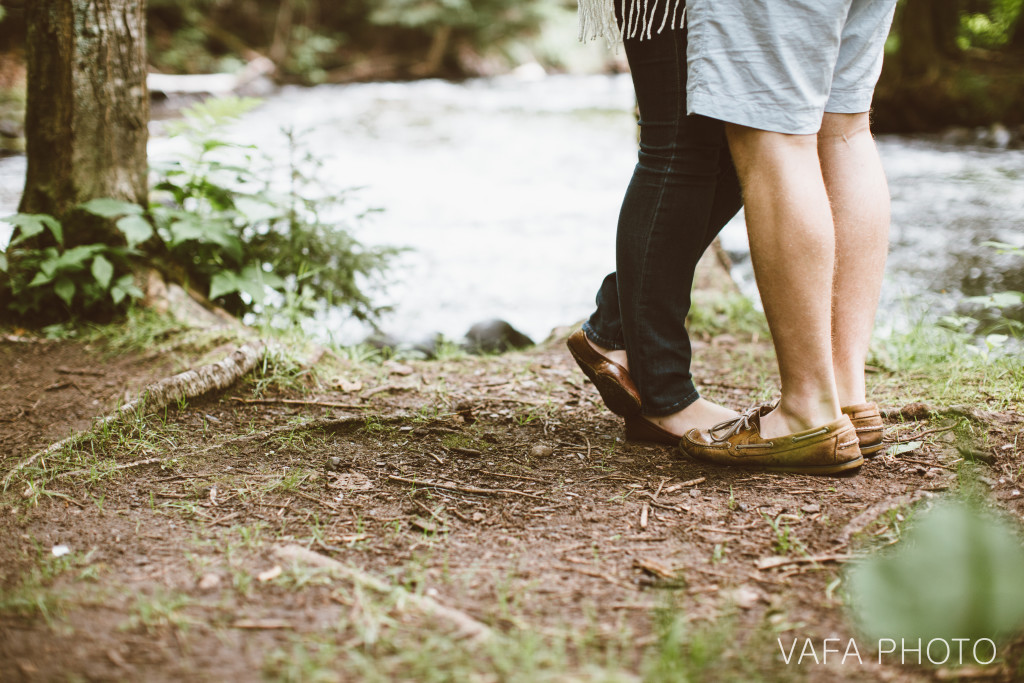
[756,553,855,571]
[633,557,674,579]
[232,619,293,630]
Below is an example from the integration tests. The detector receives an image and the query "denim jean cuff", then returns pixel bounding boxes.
[643,387,700,417]
[582,320,625,351]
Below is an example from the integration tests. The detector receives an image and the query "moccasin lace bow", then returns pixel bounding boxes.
[708,405,764,443]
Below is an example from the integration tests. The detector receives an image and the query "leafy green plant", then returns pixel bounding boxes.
[2,97,397,328]
[150,97,398,326]
[1,202,146,315]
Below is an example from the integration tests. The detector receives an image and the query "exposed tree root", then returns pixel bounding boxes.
[882,402,1018,426]
[2,341,265,487]
[274,544,494,642]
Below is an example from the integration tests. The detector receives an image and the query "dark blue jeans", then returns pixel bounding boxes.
[582,19,743,417]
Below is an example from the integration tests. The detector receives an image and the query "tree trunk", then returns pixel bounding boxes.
[873,0,1024,132]
[20,0,148,247]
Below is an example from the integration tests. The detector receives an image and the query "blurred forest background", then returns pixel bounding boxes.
[0,0,1022,142]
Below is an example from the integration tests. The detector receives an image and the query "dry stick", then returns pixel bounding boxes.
[898,456,958,471]
[838,492,928,546]
[894,425,956,442]
[757,553,856,571]
[881,403,1004,424]
[387,474,550,501]
[479,470,546,484]
[56,457,164,480]
[193,415,404,457]
[42,490,85,508]
[3,342,265,487]
[229,397,368,410]
[274,544,493,642]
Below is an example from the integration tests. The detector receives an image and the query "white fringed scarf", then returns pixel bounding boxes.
[577,0,686,45]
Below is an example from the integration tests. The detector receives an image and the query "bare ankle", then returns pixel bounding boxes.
[762,396,840,438]
[651,398,737,435]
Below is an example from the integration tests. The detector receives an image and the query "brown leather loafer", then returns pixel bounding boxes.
[679,405,864,476]
[624,414,683,447]
[843,403,884,457]
[566,328,641,416]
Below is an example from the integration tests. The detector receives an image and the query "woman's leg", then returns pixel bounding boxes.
[582,20,743,430]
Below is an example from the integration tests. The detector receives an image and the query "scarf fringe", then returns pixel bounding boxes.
[577,0,685,46]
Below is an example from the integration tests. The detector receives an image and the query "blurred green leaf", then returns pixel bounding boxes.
[885,441,922,457]
[6,214,63,247]
[79,198,144,218]
[53,277,75,307]
[847,501,1024,643]
[91,255,114,289]
[116,215,155,248]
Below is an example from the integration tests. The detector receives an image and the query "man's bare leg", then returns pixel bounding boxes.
[818,112,890,407]
[725,125,841,439]
[585,335,736,431]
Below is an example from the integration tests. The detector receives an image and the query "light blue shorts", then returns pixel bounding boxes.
[685,0,898,135]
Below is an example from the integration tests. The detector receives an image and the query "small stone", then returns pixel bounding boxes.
[472,512,485,522]
[800,504,820,514]
[690,489,700,498]
[258,566,283,582]
[530,444,554,458]
[198,573,222,590]
[732,585,761,610]
[51,544,71,557]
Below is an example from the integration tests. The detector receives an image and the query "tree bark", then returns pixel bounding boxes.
[20,0,148,246]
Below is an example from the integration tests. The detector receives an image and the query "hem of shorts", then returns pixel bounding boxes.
[823,89,875,114]
[643,387,700,417]
[687,90,822,135]
[582,320,625,351]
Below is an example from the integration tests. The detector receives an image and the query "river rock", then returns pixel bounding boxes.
[462,319,533,354]
[364,332,443,359]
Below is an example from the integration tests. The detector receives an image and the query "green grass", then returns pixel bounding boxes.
[869,316,1024,410]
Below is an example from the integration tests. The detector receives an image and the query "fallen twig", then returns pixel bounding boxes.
[56,457,164,480]
[478,470,545,484]
[387,474,550,501]
[838,492,928,546]
[882,402,1010,425]
[558,564,634,590]
[192,415,404,456]
[757,553,856,571]
[274,544,493,641]
[229,397,367,410]
[894,425,956,442]
[898,456,957,472]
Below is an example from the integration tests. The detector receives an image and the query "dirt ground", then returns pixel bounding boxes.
[1,326,1023,682]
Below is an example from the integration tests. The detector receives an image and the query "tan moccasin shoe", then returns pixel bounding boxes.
[679,404,864,476]
[842,403,884,457]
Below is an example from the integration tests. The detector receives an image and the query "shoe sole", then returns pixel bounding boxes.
[860,441,884,457]
[759,455,865,476]
[678,453,865,476]
[567,342,641,417]
[623,416,680,446]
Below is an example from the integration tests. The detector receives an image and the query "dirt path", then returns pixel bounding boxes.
[1,329,1022,681]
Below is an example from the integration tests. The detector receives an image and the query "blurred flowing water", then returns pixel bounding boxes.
[2,73,1022,345]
